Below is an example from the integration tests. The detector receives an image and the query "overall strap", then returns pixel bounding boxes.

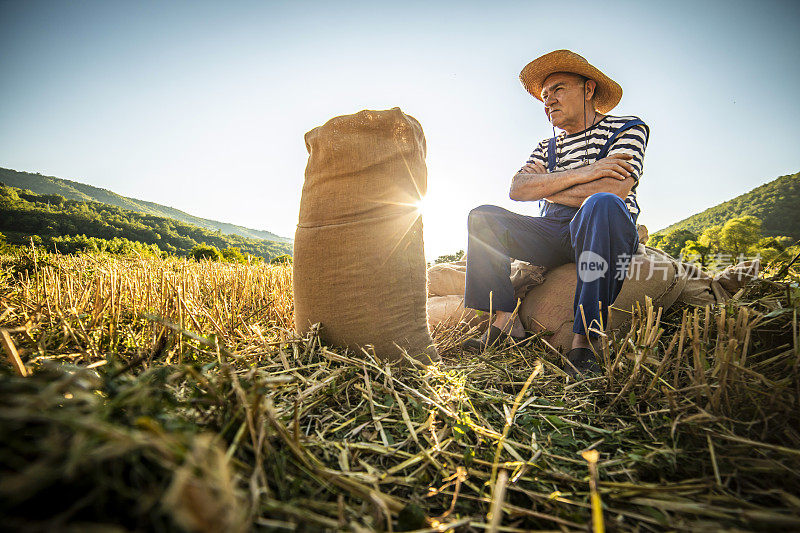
[597,119,649,160]
[539,137,559,216]
[547,137,557,172]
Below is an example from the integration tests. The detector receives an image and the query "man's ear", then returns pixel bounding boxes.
[585,79,597,101]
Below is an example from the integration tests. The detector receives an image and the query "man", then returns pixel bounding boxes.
[462,49,649,376]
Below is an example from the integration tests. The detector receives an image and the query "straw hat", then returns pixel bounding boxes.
[520,50,622,114]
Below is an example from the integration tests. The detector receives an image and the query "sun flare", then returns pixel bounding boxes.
[414,198,426,218]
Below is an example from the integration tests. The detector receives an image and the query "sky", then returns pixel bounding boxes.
[1,0,799,259]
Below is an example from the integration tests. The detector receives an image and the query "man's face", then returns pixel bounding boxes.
[540,72,588,131]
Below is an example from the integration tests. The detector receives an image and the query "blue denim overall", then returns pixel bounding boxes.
[464,119,647,338]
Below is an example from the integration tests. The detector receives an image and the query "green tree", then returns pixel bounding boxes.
[756,236,792,252]
[681,225,721,267]
[650,229,697,258]
[190,243,222,261]
[701,225,722,247]
[682,240,713,268]
[434,249,465,264]
[719,216,762,258]
[270,254,292,265]
[222,247,246,263]
[753,235,795,264]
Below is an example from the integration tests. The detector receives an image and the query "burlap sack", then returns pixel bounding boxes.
[677,262,717,306]
[519,245,689,351]
[427,261,467,297]
[427,260,545,300]
[426,295,485,330]
[519,264,577,351]
[510,260,547,298]
[293,108,439,363]
[636,224,649,245]
[675,259,759,306]
[714,259,760,295]
[608,244,689,329]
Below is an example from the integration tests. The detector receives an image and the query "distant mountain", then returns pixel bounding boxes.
[0,167,291,243]
[656,172,800,240]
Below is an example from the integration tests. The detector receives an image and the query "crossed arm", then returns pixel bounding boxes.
[543,175,636,207]
[509,153,637,207]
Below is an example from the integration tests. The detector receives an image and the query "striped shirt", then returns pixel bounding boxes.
[520,115,649,218]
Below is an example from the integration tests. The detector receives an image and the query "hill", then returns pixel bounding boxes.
[0,185,293,260]
[0,167,291,243]
[656,171,800,240]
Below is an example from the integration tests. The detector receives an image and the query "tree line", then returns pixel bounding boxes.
[0,167,290,243]
[0,185,293,261]
[657,172,800,240]
[649,215,797,268]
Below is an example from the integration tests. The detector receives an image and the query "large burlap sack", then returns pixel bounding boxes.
[676,259,760,306]
[427,261,467,297]
[677,262,717,306]
[293,108,438,363]
[608,244,689,329]
[426,295,485,330]
[519,264,577,351]
[427,260,545,299]
[519,245,689,351]
[426,260,543,332]
[714,259,760,295]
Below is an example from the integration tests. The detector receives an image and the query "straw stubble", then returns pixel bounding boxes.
[0,249,799,531]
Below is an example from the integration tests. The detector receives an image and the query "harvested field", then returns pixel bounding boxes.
[1,248,799,532]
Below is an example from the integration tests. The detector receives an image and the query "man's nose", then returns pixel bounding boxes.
[543,93,556,106]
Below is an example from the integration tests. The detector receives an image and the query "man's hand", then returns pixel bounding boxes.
[574,153,636,184]
[520,161,547,174]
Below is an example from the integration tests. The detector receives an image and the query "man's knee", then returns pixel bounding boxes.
[580,192,625,213]
[468,204,505,231]
[571,193,634,236]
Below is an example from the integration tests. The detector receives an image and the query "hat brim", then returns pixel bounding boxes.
[520,50,622,114]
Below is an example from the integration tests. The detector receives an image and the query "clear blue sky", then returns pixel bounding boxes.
[2,0,799,258]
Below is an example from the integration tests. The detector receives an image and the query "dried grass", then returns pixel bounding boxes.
[1,247,799,532]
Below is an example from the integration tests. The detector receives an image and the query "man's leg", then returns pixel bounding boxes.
[569,193,639,349]
[465,205,570,336]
